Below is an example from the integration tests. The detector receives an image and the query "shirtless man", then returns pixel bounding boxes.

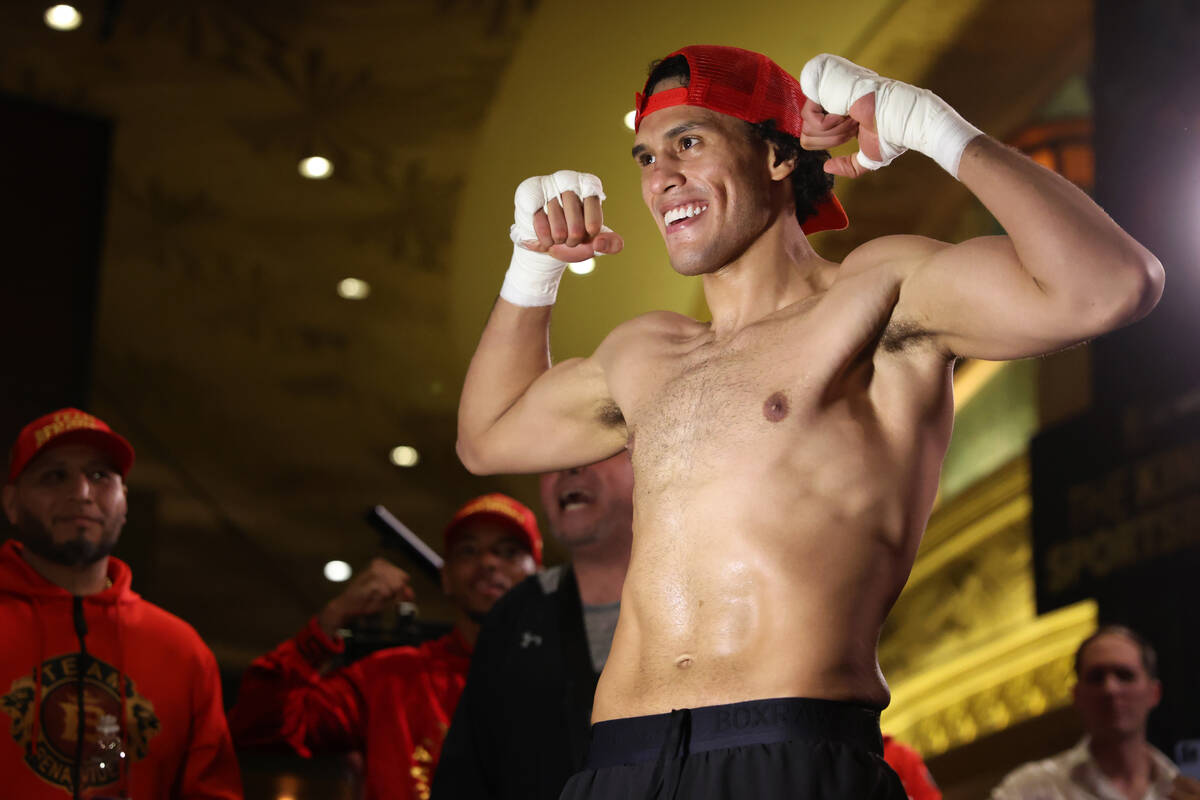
[457,45,1163,797]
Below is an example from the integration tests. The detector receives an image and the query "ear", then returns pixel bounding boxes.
[1149,678,1163,710]
[766,141,797,182]
[1,484,17,526]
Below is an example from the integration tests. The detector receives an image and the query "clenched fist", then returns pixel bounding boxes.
[317,558,416,639]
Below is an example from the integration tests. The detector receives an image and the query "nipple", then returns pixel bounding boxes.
[674,655,694,670]
[763,391,789,422]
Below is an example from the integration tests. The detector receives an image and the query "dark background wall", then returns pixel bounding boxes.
[1032,0,1200,771]
[0,93,110,447]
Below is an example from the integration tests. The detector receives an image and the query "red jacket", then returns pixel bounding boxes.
[0,539,242,799]
[884,735,942,800]
[228,617,472,800]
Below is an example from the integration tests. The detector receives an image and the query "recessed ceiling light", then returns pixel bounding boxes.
[623,110,637,131]
[298,156,333,180]
[390,445,420,468]
[568,258,595,275]
[323,560,352,582]
[44,5,82,31]
[337,277,370,300]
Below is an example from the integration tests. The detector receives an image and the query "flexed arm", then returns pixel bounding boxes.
[457,171,628,476]
[800,55,1163,361]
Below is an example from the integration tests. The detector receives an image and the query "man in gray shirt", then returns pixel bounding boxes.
[432,451,633,800]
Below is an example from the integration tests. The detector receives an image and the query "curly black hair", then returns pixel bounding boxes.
[642,56,834,228]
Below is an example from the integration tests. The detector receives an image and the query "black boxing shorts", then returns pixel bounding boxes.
[558,697,907,800]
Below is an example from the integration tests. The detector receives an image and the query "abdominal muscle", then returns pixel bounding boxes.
[591,468,920,723]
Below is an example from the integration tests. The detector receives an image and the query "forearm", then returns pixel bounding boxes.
[456,299,553,473]
[227,619,341,745]
[957,135,1163,328]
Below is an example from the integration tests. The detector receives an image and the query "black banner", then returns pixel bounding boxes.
[1032,385,1200,761]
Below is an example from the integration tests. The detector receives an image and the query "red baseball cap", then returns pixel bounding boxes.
[444,493,543,566]
[635,44,849,236]
[7,408,135,484]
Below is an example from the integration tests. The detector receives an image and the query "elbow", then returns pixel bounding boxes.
[1114,250,1165,327]
[455,437,496,476]
[1081,249,1165,333]
[1134,251,1166,321]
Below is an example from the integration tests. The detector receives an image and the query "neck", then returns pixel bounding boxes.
[1089,732,1152,782]
[20,548,110,596]
[570,535,632,606]
[452,614,481,649]
[701,214,828,337]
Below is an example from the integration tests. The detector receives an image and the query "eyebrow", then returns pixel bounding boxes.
[631,121,705,159]
[34,459,116,472]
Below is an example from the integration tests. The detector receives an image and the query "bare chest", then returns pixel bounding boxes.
[626,321,867,481]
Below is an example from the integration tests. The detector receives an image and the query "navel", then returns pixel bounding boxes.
[762,391,790,422]
[674,654,694,670]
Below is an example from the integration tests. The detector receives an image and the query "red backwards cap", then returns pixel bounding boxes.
[7,408,135,484]
[635,44,849,236]
[444,493,543,566]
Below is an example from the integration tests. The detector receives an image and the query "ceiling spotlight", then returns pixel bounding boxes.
[323,560,352,583]
[389,445,420,468]
[623,110,637,131]
[337,277,370,300]
[298,156,333,180]
[44,4,82,30]
[568,258,596,276]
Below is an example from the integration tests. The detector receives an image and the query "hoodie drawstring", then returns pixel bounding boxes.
[72,595,89,800]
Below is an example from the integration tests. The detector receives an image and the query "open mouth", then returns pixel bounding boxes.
[473,578,508,597]
[558,488,594,512]
[663,202,708,229]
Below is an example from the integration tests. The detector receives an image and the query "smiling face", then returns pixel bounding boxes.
[538,451,634,553]
[632,79,792,277]
[2,443,128,567]
[1073,632,1162,741]
[440,519,537,619]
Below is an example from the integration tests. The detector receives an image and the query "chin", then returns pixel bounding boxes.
[558,531,599,549]
[470,594,504,614]
[667,252,719,277]
[668,238,745,276]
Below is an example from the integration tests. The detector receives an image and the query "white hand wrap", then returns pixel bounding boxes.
[500,170,606,307]
[800,54,983,178]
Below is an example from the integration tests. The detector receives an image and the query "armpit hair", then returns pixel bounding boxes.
[597,400,625,428]
[880,317,936,353]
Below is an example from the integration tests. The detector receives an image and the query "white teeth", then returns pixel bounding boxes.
[664,203,708,225]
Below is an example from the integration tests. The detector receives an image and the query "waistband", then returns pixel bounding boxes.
[586,697,884,769]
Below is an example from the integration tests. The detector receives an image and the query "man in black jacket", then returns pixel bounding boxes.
[431,451,633,800]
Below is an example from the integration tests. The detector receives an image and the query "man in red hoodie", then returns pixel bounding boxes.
[0,408,243,799]
[227,492,542,800]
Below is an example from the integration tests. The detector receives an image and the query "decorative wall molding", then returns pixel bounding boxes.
[880,454,1098,757]
[882,600,1097,756]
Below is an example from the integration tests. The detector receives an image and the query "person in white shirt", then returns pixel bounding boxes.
[991,626,1199,800]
